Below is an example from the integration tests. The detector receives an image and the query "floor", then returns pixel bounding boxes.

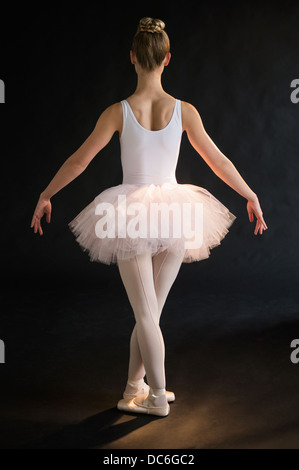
[1,273,299,449]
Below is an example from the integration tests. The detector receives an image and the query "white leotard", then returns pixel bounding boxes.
[120,99,182,185]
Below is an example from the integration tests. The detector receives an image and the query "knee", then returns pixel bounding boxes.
[133,304,160,325]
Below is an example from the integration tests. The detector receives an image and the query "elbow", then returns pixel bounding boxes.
[214,155,233,171]
[211,156,233,177]
[67,156,87,173]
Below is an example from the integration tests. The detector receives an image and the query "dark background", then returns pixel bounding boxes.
[1,1,299,449]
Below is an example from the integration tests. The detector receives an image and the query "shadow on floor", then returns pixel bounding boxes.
[5,408,163,449]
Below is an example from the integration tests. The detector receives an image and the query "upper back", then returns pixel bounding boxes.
[119,94,182,185]
[124,94,177,132]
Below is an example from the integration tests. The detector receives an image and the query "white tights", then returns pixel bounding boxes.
[117,249,184,390]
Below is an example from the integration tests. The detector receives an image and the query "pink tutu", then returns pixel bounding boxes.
[68,182,236,265]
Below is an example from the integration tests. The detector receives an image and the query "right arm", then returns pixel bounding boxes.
[181,101,268,235]
[30,102,122,235]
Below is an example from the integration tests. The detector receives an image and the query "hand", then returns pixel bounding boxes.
[30,194,52,236]
[247,196,268,235]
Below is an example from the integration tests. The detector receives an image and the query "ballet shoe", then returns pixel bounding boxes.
[117,393,170,417]
[123,381,175,402]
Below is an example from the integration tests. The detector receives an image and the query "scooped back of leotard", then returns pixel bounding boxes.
[120,99,182,185]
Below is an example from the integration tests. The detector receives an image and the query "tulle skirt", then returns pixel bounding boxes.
[68,182,237,265]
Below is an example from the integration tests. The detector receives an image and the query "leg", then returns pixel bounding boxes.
[117,252,166,389]
[152,248,184,315]
[124,249,184,384]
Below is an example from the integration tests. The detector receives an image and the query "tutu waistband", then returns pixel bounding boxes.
[122,176,177,185]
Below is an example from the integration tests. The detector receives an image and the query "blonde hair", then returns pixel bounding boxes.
[131,17,170,71]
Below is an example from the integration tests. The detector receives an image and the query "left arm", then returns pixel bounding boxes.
[30,102,122,235]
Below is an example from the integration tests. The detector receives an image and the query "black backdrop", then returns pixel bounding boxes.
[1,1,299,450]
[2,2,298,291]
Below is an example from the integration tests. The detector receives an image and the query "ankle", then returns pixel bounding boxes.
[127,377,145,387]
[149,387,166,397]
[147,390,168,407]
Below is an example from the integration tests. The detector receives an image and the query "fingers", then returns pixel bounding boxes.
[247,200,268,233]
[254,218,268,235]
[248,201,268,235]
[31,214,43,236]
[31,198,52,234]
[254,221,262,235]
[35,218,43,236]
[254,221,259,235]
[262,217,268,230]
[259,216,268,233]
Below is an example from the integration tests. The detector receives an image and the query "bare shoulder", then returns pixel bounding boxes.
[96,102,123,134]
[181,100,203,132]
[101,102,122,119]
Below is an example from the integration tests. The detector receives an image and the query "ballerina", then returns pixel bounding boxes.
[30,17,268,417]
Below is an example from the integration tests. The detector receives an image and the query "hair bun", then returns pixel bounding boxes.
[138,17,165,34]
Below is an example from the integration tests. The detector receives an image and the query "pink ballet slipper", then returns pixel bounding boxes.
[117,393,170,417]
[123,381,175,402]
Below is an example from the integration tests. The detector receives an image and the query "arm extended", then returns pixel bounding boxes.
[30,103,122,235]
[182,101,268,235]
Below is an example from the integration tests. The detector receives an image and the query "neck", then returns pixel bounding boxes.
[135,67,164,96]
